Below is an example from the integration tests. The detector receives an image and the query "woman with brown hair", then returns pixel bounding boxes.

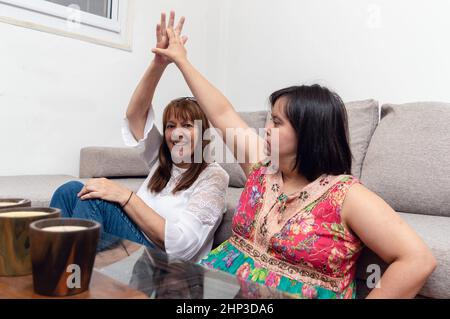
[50,12,229,262]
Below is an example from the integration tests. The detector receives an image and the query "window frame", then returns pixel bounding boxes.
[0,0,133,51]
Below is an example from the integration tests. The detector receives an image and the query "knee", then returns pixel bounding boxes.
[52,181,84,199]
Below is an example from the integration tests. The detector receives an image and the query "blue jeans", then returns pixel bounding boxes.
[50,181,154,250]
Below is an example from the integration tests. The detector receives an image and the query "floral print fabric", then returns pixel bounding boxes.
[201,161,364,299]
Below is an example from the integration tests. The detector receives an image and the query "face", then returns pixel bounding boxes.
[265,96,298,164]
[164,115,199,167]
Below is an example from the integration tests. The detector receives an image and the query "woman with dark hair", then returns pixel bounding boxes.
[50,12,229,262]
[151,13,436,298]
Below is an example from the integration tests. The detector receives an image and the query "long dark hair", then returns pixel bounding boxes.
[148,98,210,194]
[269,85,352,181]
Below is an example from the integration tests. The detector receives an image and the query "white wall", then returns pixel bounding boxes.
[2,0,450,176]
[220,0,450,111]
[0,0,224,176]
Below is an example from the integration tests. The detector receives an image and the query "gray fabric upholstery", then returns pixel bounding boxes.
[0,175,78,207]
[345,99,380,178]
[213,187,244,248]
[361,102,450,217]
[80,147,149,178]
[355,212,450,299]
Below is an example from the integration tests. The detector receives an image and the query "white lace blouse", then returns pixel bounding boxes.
[121,108,229,262]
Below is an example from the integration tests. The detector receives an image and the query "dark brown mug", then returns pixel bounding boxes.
[0,207,60,276]
[0,198,31,210]
[29,218,100,297]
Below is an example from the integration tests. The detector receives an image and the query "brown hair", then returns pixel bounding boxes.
[148,97,210,194]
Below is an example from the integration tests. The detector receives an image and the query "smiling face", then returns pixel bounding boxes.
[165,116,197,165]
[265,96,298,167]
[162,98,208,168]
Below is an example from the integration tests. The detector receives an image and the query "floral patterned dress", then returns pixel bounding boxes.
[200,161,364,299]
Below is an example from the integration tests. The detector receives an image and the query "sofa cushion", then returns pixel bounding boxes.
[213,187,244,248]
[80,147,149,178]
[355,212,450,299]
[217,112,268,188]
[345,99,380,178]
[0,175,78,207]
[361,102,450,217]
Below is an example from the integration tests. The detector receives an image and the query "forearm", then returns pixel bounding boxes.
[176,58,265,171]
[366,257,434,298]
[122,193,166,249]
[126,60,166,119]
[176,59,236,127]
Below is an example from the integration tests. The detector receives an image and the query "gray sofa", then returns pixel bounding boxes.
[1,100,448,299]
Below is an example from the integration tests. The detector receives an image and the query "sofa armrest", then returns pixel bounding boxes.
[79,147,149,178]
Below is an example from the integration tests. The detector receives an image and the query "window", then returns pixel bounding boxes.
[0,0,133,50]
[46,0,113,19]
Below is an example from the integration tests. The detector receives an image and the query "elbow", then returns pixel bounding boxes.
[126,108,147,121]
[125,110,137,120]
[168,242,201,261]
[165,232,203,261]
[423,251,437,277]
[411,249,437,280]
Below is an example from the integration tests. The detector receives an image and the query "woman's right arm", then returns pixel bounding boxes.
[126,61,166,141]
[152,27,266,177]
[126,11,186,141]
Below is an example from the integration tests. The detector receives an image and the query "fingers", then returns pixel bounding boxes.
[151,48,167,56]
[77,184,95,197]
[181,35,188,45]
[175,16,185,35]
[160,12,167,38]
[80,192,101,201]
[77,185,88,197]
[166,27,180,43]
[168,10,175,29]
[77,178,104,198]
[156,24,162,43]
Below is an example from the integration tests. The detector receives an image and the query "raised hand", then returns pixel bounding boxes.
[152,14,188,66]
[153,11,187,67]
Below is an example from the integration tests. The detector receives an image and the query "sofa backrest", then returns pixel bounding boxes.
[217,99,379,185]
[80,101,380,184]
[79,147,149,178]
[361,102,450,217]
[345,99,380,178]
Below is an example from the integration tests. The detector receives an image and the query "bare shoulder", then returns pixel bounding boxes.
[342,183,391,216]
[344,182,380,206]
[341,182,401,236]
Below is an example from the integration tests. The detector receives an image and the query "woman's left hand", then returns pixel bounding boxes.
[77,178,131,206]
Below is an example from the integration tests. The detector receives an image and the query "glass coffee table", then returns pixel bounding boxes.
[0,233,291,299]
